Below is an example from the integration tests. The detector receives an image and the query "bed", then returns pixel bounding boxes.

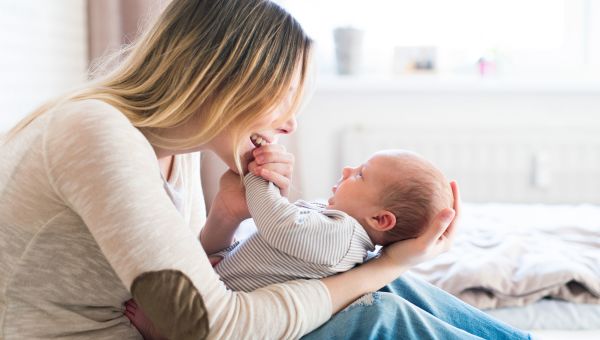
[409,202,600,339]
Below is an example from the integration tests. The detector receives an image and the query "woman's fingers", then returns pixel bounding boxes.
[425,208,455,246]
[444,181,461,242]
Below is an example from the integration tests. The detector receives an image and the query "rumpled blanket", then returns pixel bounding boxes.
[410,203,600,309]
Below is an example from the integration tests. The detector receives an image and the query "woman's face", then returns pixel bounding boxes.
[208,85,300,172]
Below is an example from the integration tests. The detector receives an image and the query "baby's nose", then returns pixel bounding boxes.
[342,167,352,178]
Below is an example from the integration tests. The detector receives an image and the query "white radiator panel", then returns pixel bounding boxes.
[341,126,600,203]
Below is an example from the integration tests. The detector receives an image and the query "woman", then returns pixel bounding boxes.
[0,0,529,339]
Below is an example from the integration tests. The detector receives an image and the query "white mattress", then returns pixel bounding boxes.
[529,330,600,340]
[485,299,600,330]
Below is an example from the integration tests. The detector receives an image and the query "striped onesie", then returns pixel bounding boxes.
[214,174,376,292]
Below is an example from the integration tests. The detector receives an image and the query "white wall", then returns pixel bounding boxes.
[295,77,600,203]
[0,0,88,132]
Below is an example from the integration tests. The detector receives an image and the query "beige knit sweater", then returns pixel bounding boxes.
[0,99,331,339]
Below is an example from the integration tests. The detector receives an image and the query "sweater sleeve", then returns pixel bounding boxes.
[43,100,331,340]
[244,173,355,266]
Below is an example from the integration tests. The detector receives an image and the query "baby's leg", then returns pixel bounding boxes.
[124,299,168,340]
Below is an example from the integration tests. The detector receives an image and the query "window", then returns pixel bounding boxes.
[277,0,598,78]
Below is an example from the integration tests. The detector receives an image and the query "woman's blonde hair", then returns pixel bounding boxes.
[7,0,312,172]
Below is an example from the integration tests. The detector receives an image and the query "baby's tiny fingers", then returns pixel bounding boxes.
[255,163,292,178]
[248,161,258,174]
[125,304,136,314]
[253,143,286,156]
[124,310,135,320]
[259,168,290,196]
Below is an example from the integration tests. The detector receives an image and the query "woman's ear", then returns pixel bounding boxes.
[367,210,396,232]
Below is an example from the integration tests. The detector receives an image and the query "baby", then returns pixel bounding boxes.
[126,149,453,338]
[213,149,454,292]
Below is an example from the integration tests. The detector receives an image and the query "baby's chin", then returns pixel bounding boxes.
[326,197,335,209]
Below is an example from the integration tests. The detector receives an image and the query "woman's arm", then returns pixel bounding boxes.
[44,102,331,339]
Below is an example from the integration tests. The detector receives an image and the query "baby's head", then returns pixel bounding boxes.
[327,150,453,246]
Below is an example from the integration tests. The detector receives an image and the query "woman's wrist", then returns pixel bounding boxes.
[322,256,408,314]
[200,205,243,255]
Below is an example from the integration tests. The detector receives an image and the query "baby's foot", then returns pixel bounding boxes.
[124,299,168,340]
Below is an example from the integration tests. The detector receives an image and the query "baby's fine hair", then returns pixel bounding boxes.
[380,159,450,245]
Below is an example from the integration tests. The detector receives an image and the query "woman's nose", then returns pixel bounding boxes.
[278,116,297,135]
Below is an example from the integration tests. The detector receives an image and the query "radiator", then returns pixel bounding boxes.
[340,125,600,204]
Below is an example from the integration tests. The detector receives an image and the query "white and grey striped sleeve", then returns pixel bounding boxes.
[244,174,355,266]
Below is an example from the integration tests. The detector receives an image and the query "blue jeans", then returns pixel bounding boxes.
[303,273,531,340]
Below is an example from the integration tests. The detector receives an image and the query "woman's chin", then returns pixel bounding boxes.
[236,148,254,174]
[217,138,257,174]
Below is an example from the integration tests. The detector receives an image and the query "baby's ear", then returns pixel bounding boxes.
[368,210,396,232]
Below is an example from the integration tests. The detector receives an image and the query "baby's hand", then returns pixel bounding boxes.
[208,255,223,267]
[124,299,167,340]
[248,144,294,197]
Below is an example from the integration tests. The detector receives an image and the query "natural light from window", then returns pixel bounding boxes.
[277,0,598,79]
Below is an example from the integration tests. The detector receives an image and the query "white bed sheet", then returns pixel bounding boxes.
[459,203,600,334]
[530,330,600,340]
[485,299,600,330]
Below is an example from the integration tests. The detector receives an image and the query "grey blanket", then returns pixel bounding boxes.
[410,203,600,309]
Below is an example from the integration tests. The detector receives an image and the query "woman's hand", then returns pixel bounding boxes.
[322,181,462,313]
[379,181,461,267]
[248,144,294,197]
[200,171,249,255]
[211,170,251,222]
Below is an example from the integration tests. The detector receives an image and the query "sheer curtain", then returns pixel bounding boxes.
[87,0,167,67]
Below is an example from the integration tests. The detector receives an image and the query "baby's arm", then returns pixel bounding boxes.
[244,174,354,266]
